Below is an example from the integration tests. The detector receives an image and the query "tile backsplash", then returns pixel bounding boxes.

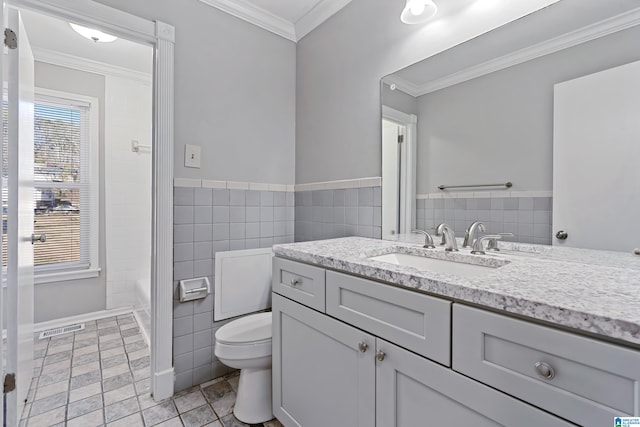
[172,186,294,391]
[416,196,553,245]
[294,186,382,242]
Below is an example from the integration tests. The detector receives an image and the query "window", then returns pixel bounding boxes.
[2,88,99,282]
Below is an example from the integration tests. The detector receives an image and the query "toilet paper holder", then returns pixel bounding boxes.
[179,277,211,302]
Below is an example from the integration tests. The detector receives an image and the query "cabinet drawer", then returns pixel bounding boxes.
[453,304,640,427]
[272,257,326,312]
[326,271,451,366]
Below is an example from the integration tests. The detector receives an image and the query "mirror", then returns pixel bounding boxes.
[381,0,640,251]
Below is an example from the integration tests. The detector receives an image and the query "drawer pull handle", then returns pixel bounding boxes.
[290,278,301,286]
[358,342,368,353]
[376,350,386,362]
[534,361,555,380]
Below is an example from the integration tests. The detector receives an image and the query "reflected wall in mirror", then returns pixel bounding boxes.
[381,0,640,251]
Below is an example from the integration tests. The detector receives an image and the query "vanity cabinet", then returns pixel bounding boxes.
[272,293,375,427]
[453,304,640,426]
[272,257,575,427]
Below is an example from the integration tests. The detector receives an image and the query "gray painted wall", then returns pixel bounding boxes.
[33,62,107,322]
[96,0,296,185]
[415,26,640,194]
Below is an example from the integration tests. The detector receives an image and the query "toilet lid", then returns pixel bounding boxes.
[216,312,272,344]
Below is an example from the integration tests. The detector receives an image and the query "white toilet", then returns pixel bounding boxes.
[213,248,274,424]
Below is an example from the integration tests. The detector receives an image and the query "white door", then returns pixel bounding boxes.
[3,8,35,426]
[553,60,640,252]
[382,119,401,237]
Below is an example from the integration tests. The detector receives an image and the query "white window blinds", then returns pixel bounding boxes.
[33,94,92,271]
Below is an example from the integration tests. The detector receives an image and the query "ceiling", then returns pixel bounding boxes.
[199,0,352,42]
[20,8,153,75]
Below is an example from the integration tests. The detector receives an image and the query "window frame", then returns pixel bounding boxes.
[32,87,100,284]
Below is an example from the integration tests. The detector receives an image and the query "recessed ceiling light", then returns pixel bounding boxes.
[69,23,117,43]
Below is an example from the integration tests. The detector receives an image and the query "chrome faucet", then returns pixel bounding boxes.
[471,235,502,255]
[471,233,514,254]
[434,223,447,246]
[412,229,435,249]
[436,223,458,252]
[463,221,486,248]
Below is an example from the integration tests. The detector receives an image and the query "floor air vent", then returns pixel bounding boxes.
[39,323,85,339]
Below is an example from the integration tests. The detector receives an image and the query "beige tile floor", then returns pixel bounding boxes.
[20,314,283,427]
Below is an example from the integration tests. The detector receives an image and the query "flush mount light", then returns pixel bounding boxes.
[401,0,438,24]
[69,23,117,43]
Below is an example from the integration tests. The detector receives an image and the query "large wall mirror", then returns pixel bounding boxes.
[381,0,640,252]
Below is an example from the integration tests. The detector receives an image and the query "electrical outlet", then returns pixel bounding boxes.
[184,144,201,168]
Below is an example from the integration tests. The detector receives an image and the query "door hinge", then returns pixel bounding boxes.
[397,134,404,144]
[4,28,17,49]
[3,373,16,393]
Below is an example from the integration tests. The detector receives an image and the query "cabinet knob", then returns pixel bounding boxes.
[358,342,368,353]
[555,230,568,240]
[534,361,555,380]
[376,350,386,362]
[290,278,300,286]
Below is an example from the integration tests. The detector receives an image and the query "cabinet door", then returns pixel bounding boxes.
[376,339,574,427]
[272,293,375,427]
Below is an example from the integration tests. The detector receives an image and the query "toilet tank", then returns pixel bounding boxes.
[214,247,273,321]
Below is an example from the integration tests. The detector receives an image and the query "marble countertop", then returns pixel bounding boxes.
[273,236,640,346]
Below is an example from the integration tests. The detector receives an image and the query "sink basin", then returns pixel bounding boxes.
[368,252,504,278]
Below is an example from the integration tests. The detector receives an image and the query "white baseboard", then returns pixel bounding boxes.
[133,309,151,347]
[34,306,134,333]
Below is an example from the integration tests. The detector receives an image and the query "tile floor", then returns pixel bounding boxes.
[20,313,283,427]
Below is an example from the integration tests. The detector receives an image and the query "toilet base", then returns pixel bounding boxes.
[234,367,273,424]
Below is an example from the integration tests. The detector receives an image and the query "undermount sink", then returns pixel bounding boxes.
[368,252,506,278]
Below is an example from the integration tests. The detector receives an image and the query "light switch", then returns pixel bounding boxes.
[184,144,201,168]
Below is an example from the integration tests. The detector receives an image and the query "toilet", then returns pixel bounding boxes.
[213,248,274,424]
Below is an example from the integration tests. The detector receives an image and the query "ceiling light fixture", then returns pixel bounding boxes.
[69,23,117,43]
[401,0,438,24]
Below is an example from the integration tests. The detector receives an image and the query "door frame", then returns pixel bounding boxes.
[382,106,417,235]
[10,0,175,400]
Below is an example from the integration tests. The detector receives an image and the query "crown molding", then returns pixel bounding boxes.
[200,0,296,41]
[32,47,152,84]
[296,0,352,41]
[414,7,640,96]
[382,76,421,98]
[200,0,351,42]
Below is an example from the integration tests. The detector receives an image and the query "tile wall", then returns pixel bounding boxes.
[172,186,294,391]
[294,186,382,242]
[415,196,553,245]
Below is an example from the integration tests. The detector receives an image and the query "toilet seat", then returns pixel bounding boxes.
[214,312,272,360]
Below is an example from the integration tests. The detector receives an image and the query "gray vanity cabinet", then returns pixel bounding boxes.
[272,257,576,427]
[376,340,573,427]
[453,304,640,427]
[272,293,375,427]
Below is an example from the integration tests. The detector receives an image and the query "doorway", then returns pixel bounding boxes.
[1,1,175,424]
[381,106,417,239]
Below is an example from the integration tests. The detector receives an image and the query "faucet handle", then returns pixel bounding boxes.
[412,229,436,249]
[471,234,504,255]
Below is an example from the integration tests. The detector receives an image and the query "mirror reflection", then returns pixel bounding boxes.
[381,1,640,252]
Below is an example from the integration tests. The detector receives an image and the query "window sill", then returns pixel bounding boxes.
[35,267,102,285]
